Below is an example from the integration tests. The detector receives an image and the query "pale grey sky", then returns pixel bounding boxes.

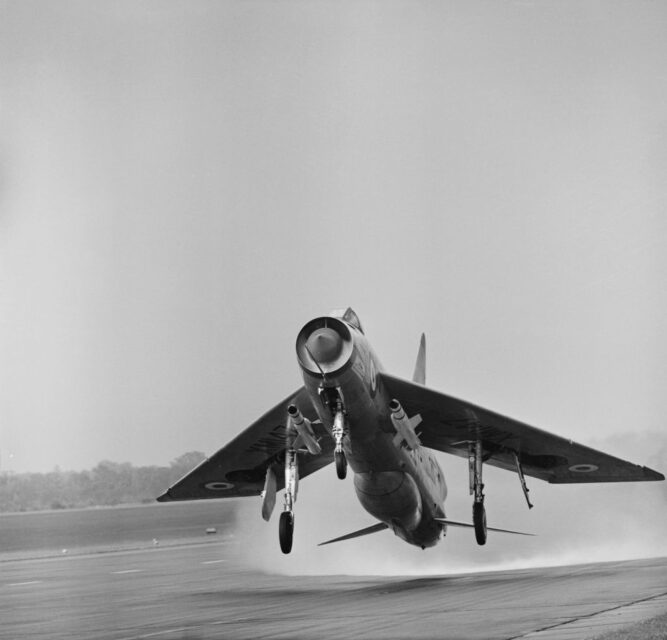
[2,1,666,474]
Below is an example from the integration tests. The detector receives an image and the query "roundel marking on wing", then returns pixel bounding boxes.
[204,481,235,491]
[568,464,599,473]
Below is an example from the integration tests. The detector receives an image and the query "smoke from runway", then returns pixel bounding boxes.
[235,430,667,576]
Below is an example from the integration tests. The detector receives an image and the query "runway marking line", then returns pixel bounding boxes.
[7,581,43,587]
[112,569,144,574]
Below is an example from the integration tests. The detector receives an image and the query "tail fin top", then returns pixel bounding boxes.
[412,333,426,385]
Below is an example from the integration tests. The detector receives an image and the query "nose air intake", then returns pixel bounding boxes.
[296,317,354,377]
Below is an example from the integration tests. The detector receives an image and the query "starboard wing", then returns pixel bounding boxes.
[379,373,664,484]
[157,387,333,501]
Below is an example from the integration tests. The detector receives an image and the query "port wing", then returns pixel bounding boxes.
[157,387,333,501]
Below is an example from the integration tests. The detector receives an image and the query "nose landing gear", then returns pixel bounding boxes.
[333,405,347,479]
[320,387,348,480]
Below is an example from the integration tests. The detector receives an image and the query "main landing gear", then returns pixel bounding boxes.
[279,510,294,554]
[280,445,298,554]
[275,395,348,554]
[277,411,302,555]
[469,440,487,545]
[473,501,487,546]
[467,441,534,545]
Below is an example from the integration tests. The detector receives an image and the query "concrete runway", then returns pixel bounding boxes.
[2,542,666,640]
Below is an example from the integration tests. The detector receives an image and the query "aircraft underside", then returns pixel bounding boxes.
[275,314,525,552]
[157,308,664,556]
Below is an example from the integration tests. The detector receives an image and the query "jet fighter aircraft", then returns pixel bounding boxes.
[158,308,664,553]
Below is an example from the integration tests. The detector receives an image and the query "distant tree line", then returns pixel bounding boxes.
[0,452,206,513]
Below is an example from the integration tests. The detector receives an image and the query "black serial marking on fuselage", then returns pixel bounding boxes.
[247,425,288,454]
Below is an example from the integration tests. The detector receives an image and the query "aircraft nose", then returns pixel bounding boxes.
[306,327,343,363]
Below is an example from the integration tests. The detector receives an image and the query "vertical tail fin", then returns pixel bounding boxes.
[412,333,426,385]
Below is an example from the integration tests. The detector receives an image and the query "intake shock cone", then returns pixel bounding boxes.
[305,327,343,363]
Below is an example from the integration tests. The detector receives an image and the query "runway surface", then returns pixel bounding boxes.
[2,540,666,640]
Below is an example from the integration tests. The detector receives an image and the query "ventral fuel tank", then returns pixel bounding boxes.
[354,471,422,531]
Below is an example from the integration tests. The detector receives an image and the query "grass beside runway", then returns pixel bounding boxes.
[593,611,667,640]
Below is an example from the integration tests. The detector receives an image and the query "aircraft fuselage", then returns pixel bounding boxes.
[297,314,447,548]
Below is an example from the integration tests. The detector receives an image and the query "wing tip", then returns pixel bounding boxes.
[645,467,665,481]
[548,465,666,484]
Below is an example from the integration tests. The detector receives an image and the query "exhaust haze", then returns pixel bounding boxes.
[236,430,666,576]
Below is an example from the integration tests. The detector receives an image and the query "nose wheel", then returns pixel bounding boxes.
[279,511,294,554]
[335,450,347,479]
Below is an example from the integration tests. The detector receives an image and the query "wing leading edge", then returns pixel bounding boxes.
[157,387,334,502]
[379,373,664,484]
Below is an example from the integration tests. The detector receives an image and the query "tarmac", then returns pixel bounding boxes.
[2,541,666,640]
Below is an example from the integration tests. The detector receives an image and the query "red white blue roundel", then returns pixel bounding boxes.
[568,464,599,473]
[204,481,234,491]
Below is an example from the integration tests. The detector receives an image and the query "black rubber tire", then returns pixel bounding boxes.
[279,511,294,554]
[473,502,487,546]
[335,450,347,480]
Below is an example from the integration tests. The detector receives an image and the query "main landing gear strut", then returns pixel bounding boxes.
[467,441,534,546]
[275,404,324,554]
[276,393,348,554]
[280,445,297,554]
[469,440,487,546]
